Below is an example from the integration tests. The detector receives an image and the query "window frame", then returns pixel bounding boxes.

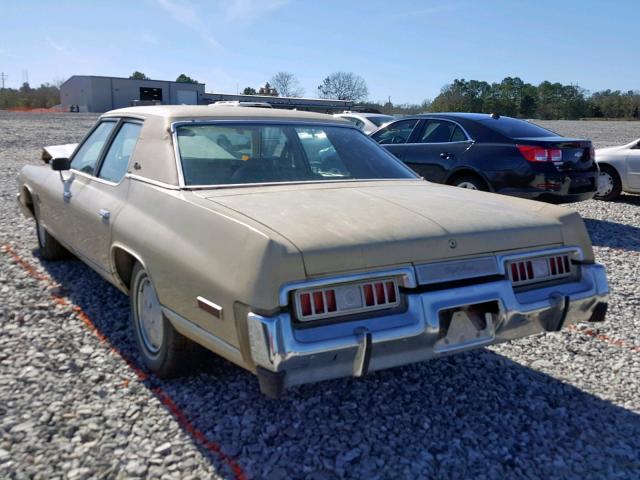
[70,116,144,186]
[170,120,419,189]
[96,120,144,184]
[409,118,473,145]
[370,118,421,145]
[69,119,119,178]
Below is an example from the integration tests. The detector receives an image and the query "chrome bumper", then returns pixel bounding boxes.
[247,264,608,392]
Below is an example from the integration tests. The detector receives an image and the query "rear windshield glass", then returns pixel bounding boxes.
[368,115,394,127]
[176,123,417,186]
[479,117,558,138]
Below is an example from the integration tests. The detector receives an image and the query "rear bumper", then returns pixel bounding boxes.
[247,263,608,394]
[494,171,597,203]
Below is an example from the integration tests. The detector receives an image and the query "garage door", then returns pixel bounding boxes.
[176,90,197,105]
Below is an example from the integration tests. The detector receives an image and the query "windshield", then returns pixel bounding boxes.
[368,115,394,127]
[175,123,417,186]
[479,117,559,138]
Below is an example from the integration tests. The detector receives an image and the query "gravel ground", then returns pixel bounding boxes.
[0,112,639,479]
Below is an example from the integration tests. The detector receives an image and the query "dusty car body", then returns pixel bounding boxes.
[595,138,640,200]
[17,106,609,397]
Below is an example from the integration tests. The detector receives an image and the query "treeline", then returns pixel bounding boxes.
[425,77,640,120]
[2,76,640,120]
[0,82,61,109]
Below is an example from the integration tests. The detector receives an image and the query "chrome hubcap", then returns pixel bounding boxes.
[457,181,478,190]
[596,172,614,197]
[137,277,164,353]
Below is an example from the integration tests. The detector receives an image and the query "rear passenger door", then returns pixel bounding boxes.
[370,119,419,160]
[402,119,472,183]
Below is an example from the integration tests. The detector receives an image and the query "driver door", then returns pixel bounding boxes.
[38,119,118,263]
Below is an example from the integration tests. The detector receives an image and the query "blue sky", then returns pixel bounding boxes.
[1,0,637,104]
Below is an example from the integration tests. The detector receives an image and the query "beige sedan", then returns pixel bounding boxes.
[17,106,609,397]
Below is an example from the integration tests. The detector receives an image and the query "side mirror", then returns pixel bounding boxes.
[51,157,71,171]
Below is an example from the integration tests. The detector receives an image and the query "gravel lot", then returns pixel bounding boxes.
[0,112,639,479]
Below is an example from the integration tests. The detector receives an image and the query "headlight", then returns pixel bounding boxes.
[294,277,400,322]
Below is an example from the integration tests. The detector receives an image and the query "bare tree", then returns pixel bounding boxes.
[270,72,304,97]
[317,72,368,102]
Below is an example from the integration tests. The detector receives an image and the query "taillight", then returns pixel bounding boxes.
[517,145,548,162]
[590,146,595,161]
[548,148,562,162]
[295,278,400,322]
[507,254,572,286]
[517,145,563,163]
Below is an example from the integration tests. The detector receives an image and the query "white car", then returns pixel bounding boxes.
[334,112,394,134]
[595,138,640,200]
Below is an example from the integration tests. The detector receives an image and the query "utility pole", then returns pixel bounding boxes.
[0,72,7,89]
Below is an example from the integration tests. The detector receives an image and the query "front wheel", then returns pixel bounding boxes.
[130,263,195,377]
[595,165,622,201]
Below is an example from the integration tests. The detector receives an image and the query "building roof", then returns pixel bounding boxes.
[63,74,205,86]
[102,105,350,123]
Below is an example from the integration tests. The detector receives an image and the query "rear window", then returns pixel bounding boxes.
[479,117,558,138]
[175,123,417,186]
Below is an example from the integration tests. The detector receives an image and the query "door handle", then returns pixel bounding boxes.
[440,152,454,159]
[98,209,111,220]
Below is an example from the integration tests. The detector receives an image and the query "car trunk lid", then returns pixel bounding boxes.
[196,182,565,276]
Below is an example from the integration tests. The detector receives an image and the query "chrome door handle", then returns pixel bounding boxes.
[440,152,454,159]
[98,209,111,220]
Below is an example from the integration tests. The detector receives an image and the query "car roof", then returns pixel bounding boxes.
[97,105,351,187]
[397,112,505,121]
[103,105,348,124]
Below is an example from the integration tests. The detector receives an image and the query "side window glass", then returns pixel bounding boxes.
[371,119,418,145]
[450,126,467,142]
[71,121,117,175]
[98,122,142,183]
[419,120,456,143]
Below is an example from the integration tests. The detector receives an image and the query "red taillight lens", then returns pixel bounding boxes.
[295,278,400,321]
[325,289,337,312]
[363,284,374,306]
[517,145,564,163]
[517,145,548,162]
[300,293,312,316]
[313,291,325,314]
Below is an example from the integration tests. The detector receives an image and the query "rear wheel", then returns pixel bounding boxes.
[595,165,622,201]
[35,217,68,260]
[130,262,195,377]
[450,175,488,191]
